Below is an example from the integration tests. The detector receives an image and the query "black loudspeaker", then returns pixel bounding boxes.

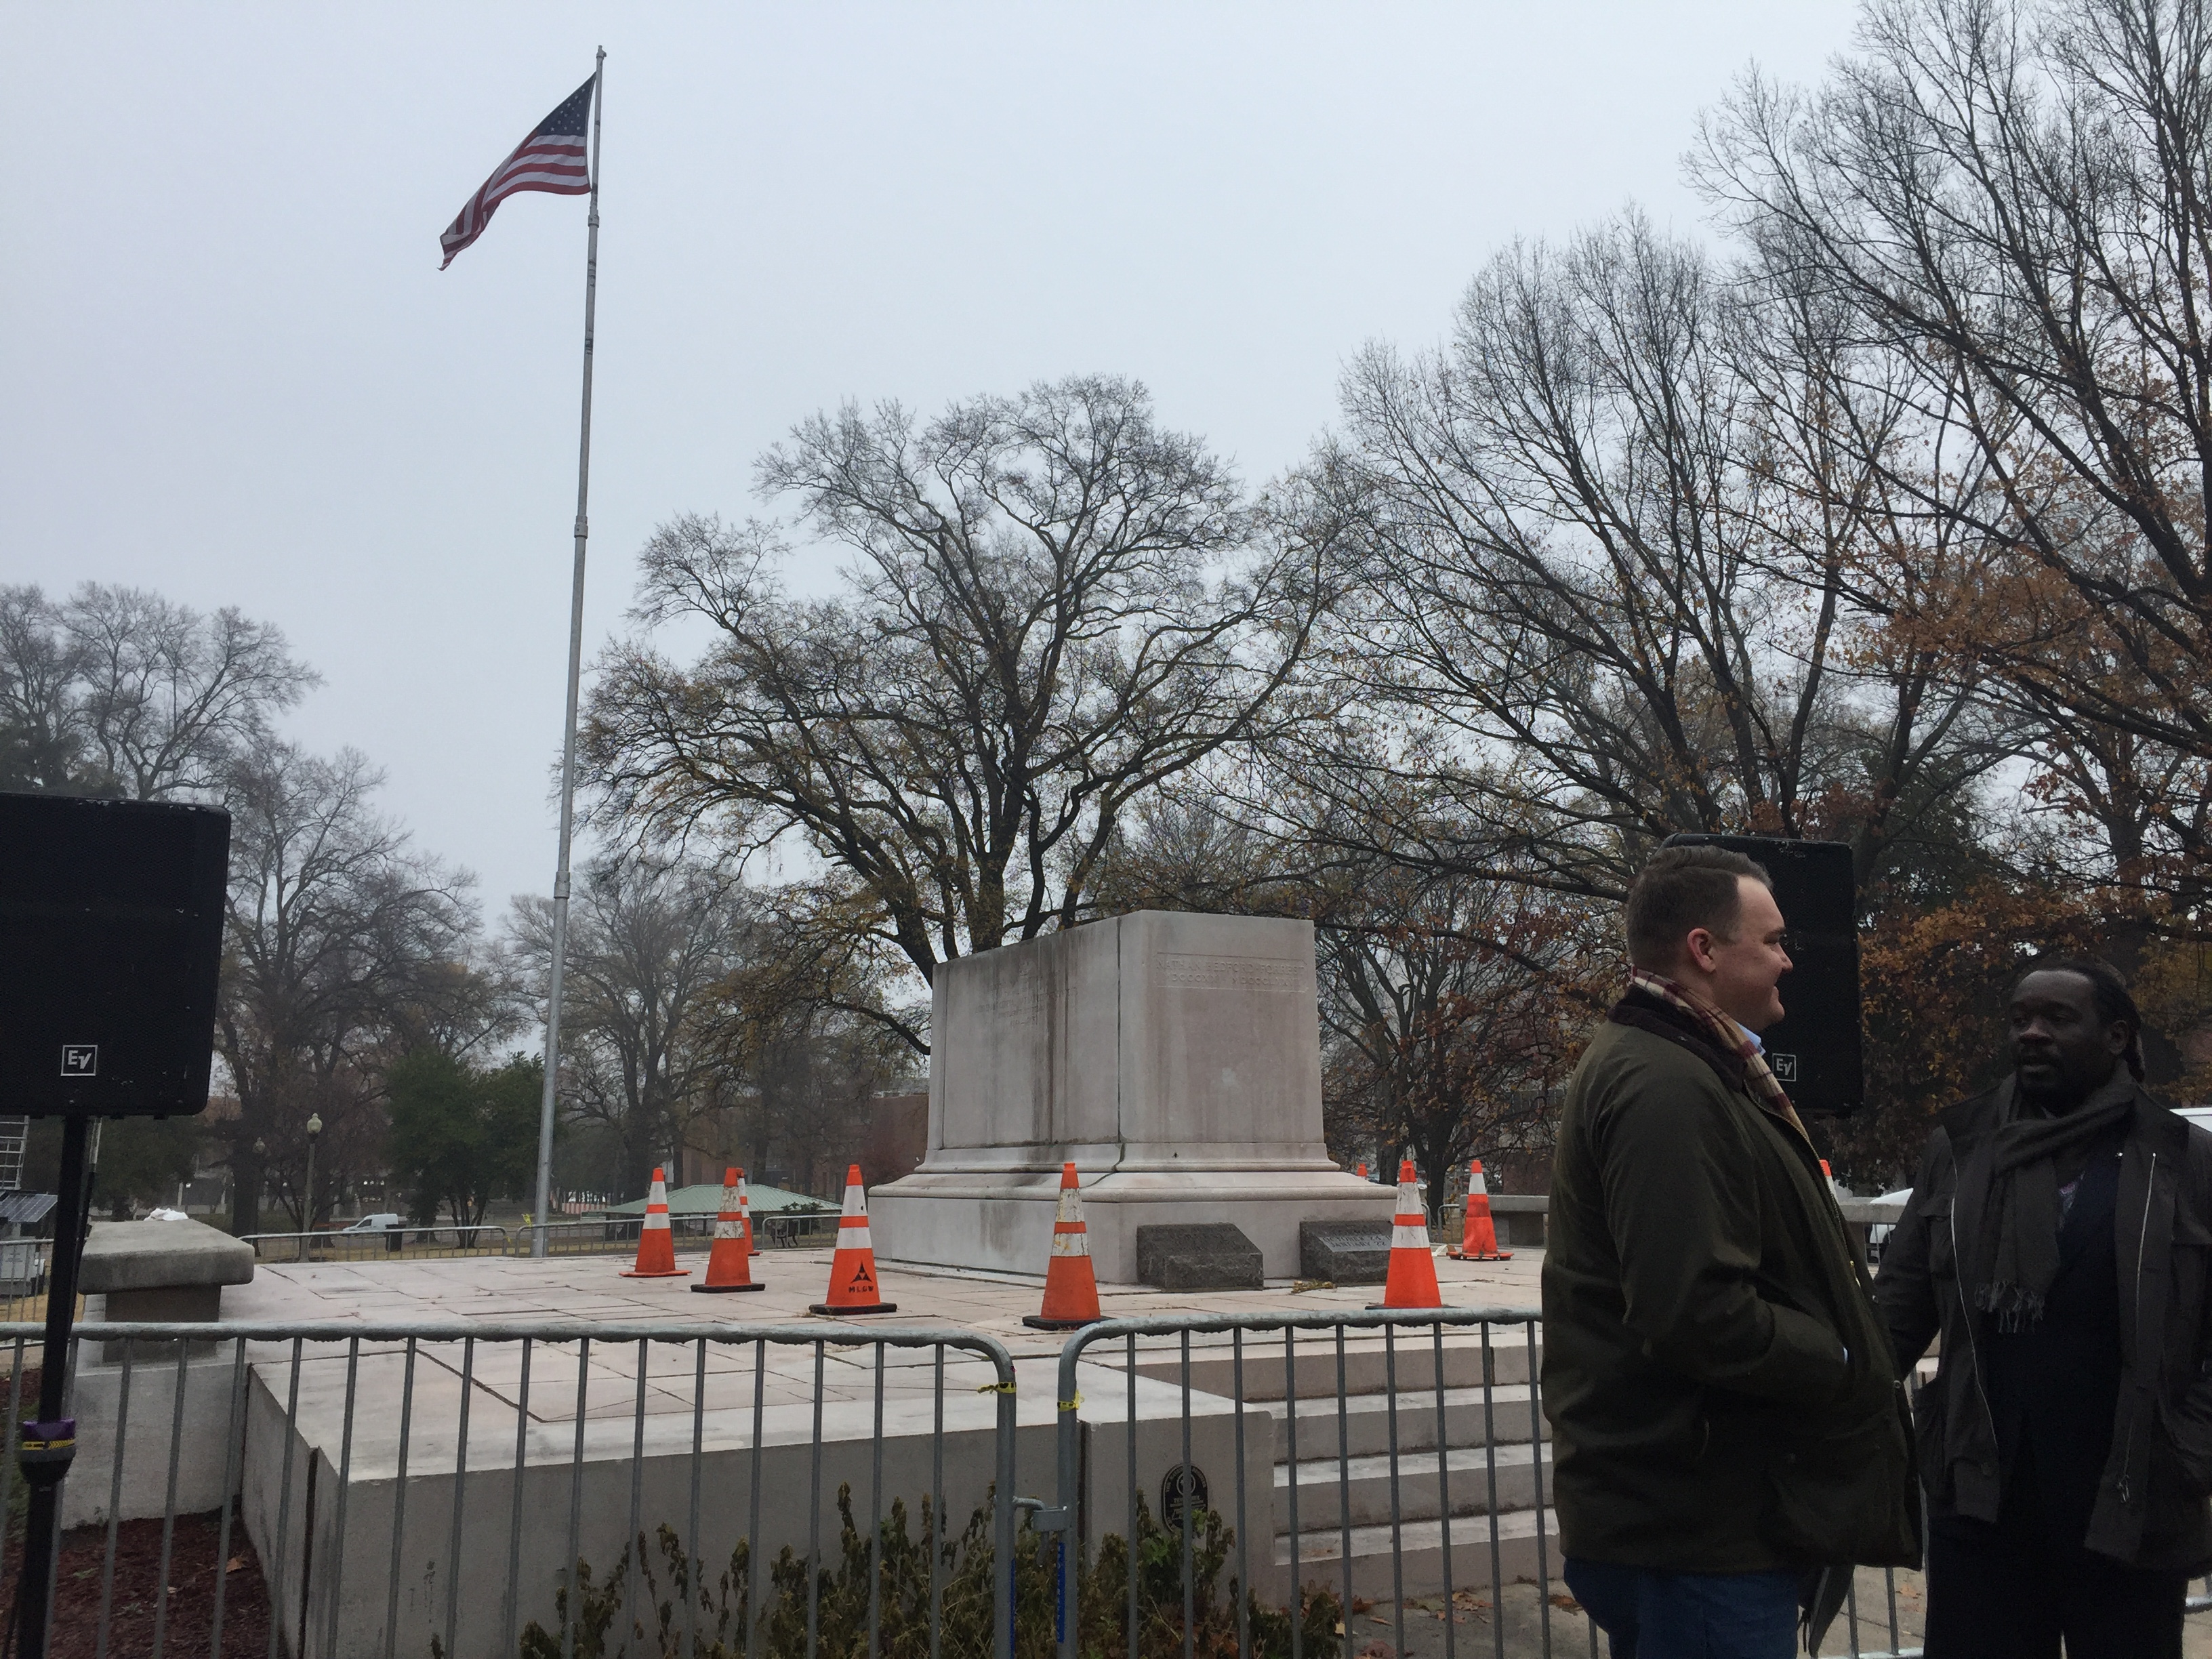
[1660,834,1863,1117]
[0,794,230,1119]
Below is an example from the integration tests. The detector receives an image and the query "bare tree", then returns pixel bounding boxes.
[1317,862,1606,1219]
[583,376,1331,997]
[0,583,318,801]
[693,880,915,1189]
[510,857,741,1202]
[0,587,91,794]
[216,741,478,1232]
[1294,212,2000,898]
[1702,0,2212,792]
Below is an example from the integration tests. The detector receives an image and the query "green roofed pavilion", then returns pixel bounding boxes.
[596,1180,834,1219]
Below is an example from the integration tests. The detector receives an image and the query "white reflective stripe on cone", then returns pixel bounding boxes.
[1051,1230,1088,1256]
[714,1216,742,1239]
[838,1225,873,1250]
[644,1212,672,1230]
[1392,1224,1431,1248]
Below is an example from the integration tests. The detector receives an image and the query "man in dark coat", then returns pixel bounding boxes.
[1544,846,1917,1659]
[1875,959,2212,1658]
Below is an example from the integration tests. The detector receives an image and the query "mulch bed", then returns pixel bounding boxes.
[6,1509,271,1658]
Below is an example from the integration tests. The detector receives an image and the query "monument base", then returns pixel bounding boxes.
[871,1167,1394,1284]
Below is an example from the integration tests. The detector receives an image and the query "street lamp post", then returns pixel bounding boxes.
[300,1113,323,1265]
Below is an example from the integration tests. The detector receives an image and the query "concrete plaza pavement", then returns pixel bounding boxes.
[215,1238,1546,1348]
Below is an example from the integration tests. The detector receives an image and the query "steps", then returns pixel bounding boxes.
[1136,1329,1561,1601]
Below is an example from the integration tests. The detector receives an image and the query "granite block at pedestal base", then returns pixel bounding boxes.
[871,1168,1397,1282]
[1135,1224,1262,1290]
[1299,1220,1391,1284]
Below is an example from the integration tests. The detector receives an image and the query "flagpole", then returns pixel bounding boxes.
[531,45,605,1260]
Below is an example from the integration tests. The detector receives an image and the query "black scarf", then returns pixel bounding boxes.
[1973,1070,2137,1332]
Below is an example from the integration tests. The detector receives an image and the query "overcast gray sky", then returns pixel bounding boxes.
[3,2,1862,924]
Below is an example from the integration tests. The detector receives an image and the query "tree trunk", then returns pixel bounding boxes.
[230,1145,260,1235]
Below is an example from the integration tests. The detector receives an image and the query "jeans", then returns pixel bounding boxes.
[1563,1558,1800,1659]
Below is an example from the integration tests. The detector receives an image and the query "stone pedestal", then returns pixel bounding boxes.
[870,912,1393,1280]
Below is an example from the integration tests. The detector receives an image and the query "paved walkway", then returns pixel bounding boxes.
[219,1243,1546,1354]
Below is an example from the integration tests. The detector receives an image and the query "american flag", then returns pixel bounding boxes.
[439,75,596,269]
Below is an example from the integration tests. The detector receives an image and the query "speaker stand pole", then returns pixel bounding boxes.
[529,48,607,1262]
[15,1114,91,1658]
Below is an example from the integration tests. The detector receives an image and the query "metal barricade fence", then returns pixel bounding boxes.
[0,1318,1019,1659]
[0,1236,49,1326]
[530,1219,712,1256]
[1045,1309,1946,1659]
[235,1222,727,1263]
[232,1219,847,1265]
[239,1228,515,1264]
[5,1305,2209,1659]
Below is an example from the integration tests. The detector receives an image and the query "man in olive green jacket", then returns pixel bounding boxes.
[1544,846,1916,1659]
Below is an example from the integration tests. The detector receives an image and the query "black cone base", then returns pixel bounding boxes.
[691,1282,766,1293]
[1021,1313,1103,1329]
[811,1301,899,1315]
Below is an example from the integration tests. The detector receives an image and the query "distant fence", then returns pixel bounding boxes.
[236,1212,842,1265]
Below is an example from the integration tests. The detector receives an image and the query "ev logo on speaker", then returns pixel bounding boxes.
[60,1045,97,1078]
[1770,1052,1799,1082]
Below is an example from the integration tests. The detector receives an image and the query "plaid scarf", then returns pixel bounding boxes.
[1626,968,1810,1141]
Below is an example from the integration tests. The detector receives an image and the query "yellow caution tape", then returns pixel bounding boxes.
[1057,1394,1083,1412]
[976,1380,1017,1395]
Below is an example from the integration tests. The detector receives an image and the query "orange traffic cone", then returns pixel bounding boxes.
[1370,1160,1443,1309]
[1023,1163,1103,1330]
[1357,1162,1369,1180]
[1448,1160,1513,1261]
[619,1167,689,1279]
[693,1168,764,1293]
[811,1164,898,1315]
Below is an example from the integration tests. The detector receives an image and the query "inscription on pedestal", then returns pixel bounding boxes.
[1155,954,1302,991]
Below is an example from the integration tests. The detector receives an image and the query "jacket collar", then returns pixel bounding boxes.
[1609,987,1749,1090]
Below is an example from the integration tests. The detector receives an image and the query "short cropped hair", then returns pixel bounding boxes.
[2010,955,2146,1082]
[1624,846,1774,970]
